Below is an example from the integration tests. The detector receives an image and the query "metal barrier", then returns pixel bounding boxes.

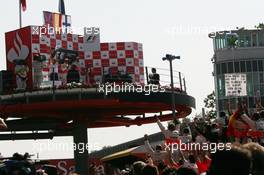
[0,66,187,96]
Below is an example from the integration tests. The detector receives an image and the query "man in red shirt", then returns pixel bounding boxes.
[196,153,211,175]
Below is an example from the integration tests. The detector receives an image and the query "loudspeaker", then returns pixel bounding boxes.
[0,70,14,94]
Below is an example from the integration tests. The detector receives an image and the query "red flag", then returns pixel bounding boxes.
[21,0,27,11]
[226,109,240,137]
[43,11,54,26]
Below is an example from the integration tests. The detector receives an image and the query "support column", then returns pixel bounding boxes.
[169,60,176,118]
[73,121,88,175]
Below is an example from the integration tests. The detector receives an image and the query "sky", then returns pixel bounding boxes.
[0,0,263,159]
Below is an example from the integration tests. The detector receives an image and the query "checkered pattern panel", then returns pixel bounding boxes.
[30,26,144,86]
[84,42,144,84]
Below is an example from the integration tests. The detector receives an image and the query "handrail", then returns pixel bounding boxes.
[145,66,186,92]
[0,66,187,96]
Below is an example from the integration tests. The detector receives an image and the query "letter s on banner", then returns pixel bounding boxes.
[58,161,68,175]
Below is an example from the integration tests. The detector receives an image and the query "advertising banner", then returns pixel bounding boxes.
[225,73,247,96]
[5,26,33,90]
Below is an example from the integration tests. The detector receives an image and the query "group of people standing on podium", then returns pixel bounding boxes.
[48,47,81,86]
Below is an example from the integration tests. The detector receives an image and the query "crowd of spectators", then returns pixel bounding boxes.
[1,101,264,175]
[106,101,264,175]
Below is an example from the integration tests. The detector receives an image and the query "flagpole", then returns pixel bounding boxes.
[19,0,22,28]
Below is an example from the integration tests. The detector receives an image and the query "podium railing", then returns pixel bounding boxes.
[145,66,186,93]
[0,66,187,95]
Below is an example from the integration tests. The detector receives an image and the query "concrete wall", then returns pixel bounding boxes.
[215,47,264,62]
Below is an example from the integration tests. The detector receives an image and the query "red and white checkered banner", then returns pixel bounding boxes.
[5,26,144,90]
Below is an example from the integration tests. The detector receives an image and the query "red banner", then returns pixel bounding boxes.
[48,159,75,175]
[47,158,101,175]
[5,26,33,90]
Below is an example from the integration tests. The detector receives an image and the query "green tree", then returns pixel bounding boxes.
[204,91,216,118]
[255,23,264,30]
[227,35,238,48]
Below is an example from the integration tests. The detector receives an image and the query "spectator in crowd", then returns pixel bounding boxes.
[207,145,251,175]
[243,142,264,175]
[255,110,264,145]
[195,131,207,145]
[209,123,219,143]
[132,161,146,175]
[120,169,130,175]
[217,112,229,143]
[0,152,36,175]
[141,164,159,175]
[156,161,168,174]
[177,167,197,175]
[176,148,198,174]
[227,103,255,143]
[144,134,169,165]
[156,116,180,145]
[196,151,211,175]
[179,127,192,144]
[161,167,177,175]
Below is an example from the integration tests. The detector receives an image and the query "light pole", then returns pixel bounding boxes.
[162,54,180,118]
